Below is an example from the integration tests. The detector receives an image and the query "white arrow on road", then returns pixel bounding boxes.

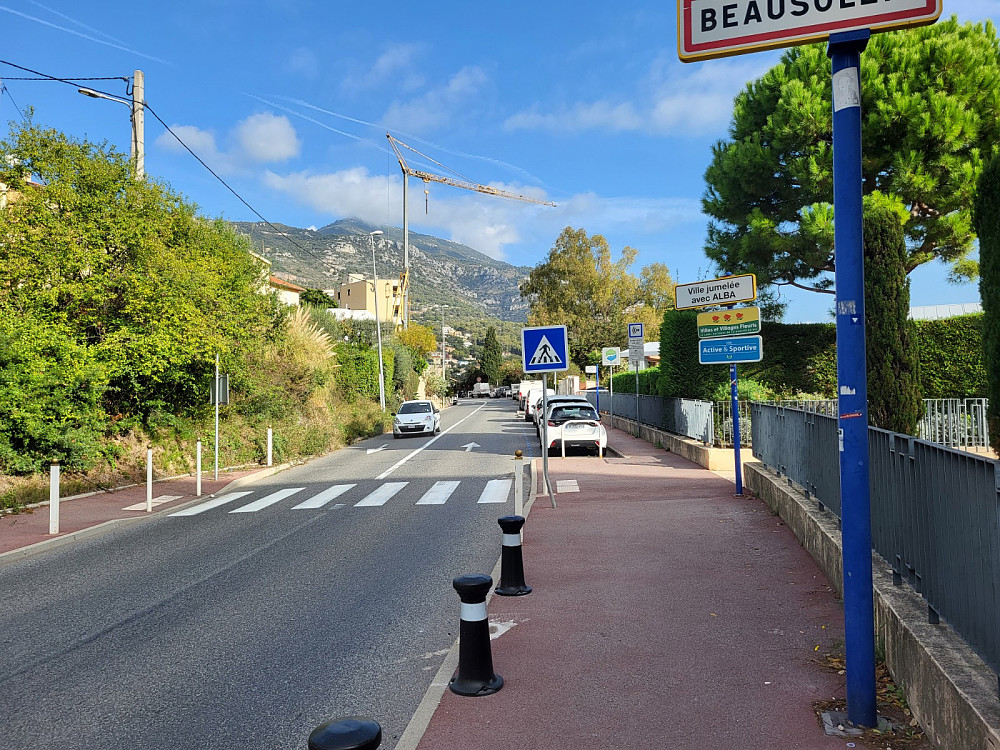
[461,442,480,452]
[366,444,389,455]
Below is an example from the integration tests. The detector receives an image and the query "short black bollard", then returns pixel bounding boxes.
[308,716,381,750]
[449,574,503,696]
[495,515,532,596]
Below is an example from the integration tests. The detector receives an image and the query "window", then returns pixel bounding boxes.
[398,402,432,414]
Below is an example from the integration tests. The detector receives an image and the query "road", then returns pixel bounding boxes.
[0,399,536,750]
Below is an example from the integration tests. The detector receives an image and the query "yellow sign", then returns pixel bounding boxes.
[697,306,761,338]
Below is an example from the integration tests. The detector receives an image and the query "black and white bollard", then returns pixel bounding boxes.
[449,574,503,696]
[495,515,532,596]
[307,716,381,750]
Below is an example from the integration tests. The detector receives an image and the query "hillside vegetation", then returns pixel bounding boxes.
[0,123,433,508]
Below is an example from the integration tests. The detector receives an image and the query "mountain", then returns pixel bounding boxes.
[231,219,531,323]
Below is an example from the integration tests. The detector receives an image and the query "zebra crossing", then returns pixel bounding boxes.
[169,478,513,517]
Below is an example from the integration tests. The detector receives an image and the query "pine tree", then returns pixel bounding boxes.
[972,154,1000,454]
[480,327,503,386]
[863,194,922,435]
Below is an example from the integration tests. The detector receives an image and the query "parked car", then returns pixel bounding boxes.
[523,387,556,422]
[540,402,608,456]
[392,400,441,438]
[535,395,591,432]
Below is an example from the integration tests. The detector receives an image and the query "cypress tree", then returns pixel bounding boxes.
[972,153,1000,454]
[480,327,503,386]
[863,194,922,434]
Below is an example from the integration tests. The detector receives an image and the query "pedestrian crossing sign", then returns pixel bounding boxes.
[521,325,569,373]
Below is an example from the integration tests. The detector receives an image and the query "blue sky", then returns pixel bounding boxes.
[0,0,995,323]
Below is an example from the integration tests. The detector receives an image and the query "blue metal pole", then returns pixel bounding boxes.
[730,363,743,496]
[828,28,877,728]
[596,364,600,413]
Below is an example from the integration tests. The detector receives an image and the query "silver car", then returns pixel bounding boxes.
[393,400,441,438]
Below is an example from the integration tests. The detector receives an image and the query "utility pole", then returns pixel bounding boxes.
[131,69,144,179]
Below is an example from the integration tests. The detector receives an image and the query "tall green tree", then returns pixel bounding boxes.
[0,122,282,422]
[703,17,1000,313]
[973,153,1000,454]
[520,227,674,367]
[479,326,503,385]
[863,194,922,434]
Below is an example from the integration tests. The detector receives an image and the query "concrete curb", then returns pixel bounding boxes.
[747,461,1000,750]
[0,463,292,569]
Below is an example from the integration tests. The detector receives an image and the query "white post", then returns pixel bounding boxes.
[146,446,153,512]
[214,353,220,481]
[48,460,60,535]
[267,427,273,467]
[561,435,566,459]
[196,440,202,497]
[513,450,524,519]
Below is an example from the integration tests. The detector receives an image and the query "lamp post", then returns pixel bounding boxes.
[370,230,386,411]
[440,305,449,385]
[78,69,144,178]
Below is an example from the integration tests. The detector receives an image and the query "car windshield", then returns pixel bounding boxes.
[398,402,432,414]
[551,406,599,421]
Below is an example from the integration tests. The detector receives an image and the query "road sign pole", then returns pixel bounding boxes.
[730,364,744,496]
[596,364,600,413]
[609,365,614,427]
[829,29,876,729]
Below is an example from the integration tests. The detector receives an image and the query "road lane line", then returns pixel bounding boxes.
[230,487,305,513]
[355,481,408,507]
[477,479,511,504]
[376,403,488,480]
[416,481,460,505]
[291,484,356,509]
[169,492,253,517]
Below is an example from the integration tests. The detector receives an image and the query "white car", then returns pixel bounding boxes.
[540,402,608,456]
[535,395,591,433]
[393,400,441,438]
[523,387,556,422]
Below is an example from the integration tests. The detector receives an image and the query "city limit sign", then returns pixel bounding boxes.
[678,0,942,62]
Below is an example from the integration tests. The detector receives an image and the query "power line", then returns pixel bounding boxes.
[0,59,336,282]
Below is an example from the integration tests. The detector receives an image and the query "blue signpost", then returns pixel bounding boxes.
[829,29,877,728]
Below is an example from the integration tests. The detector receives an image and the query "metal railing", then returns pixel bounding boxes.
[586,393,714,444]
[919,398,989,450]
[751,402,1000,677]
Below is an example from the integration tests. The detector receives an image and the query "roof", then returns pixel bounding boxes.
[909,303,982,320]
[269,275,306,292]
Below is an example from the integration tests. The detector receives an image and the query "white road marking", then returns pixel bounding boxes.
[169,492,253,517]
[376,403,488,480]
[230,487,305,513]
[556,479,579,493]
[460,442,480,452]
[416,480,460,505]
[292,484,356,509]
[477,479,511,504]
[123,495,180,511]
[366,444,388,455]
[355,481,408,507]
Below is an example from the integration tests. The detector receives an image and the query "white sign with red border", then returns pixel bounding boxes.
[678,0,942,62]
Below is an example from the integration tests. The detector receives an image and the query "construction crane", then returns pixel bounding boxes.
[387,133,556,327]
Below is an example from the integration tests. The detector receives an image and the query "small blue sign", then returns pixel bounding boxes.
[628,322,644,339]
[698,335,763,365]
[522,325,569,373]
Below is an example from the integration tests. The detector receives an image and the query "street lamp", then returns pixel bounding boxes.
[440,305,449,385]
[78,69,144,178]
[370,230,386,411]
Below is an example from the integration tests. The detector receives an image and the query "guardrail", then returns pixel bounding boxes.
[919,398,989,450]
[751,402,1000,679]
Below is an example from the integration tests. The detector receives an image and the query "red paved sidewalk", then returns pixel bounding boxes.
[410,426,848,749]
[0,467,273,561]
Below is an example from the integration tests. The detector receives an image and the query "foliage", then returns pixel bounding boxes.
[397,324,437,359]
[703,17,1000,313]
[863,194,922,434]
[709,378,776,402]
[300,288,337,307]
[913,316,988,399]
[611,366,662,396]
[973,152,1000,451]
[0,310,110,473]
[521,227,673,368]
[657,309,728,400]
[740,323,838,396]
[0,122,282,425]
[479,326,503,385]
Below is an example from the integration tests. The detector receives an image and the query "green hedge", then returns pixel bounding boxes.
[335,345,395,402]
[657,312,986,400]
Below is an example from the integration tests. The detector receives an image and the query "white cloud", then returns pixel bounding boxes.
[342,43,425,93]
[155,113,301,173]
[263,167,392,222]
[504,55,773,137]
[233,113,300,162]
[381,66,489,132]
[285,47,319,78]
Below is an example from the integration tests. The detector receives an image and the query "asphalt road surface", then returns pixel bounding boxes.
[0,398,536,750]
